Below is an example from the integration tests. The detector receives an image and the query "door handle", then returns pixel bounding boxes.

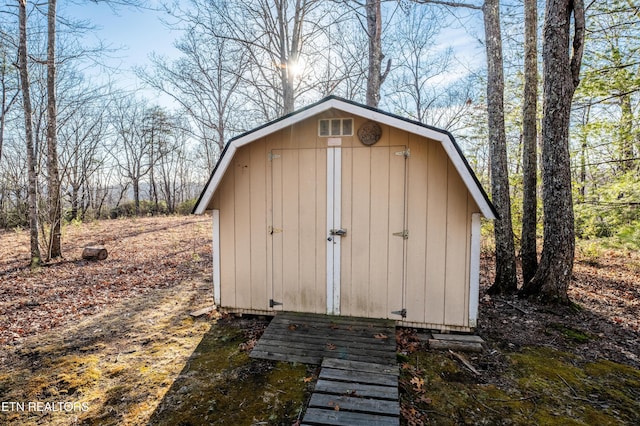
[329,228,347,237]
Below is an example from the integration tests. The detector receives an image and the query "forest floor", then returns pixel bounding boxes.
[0,216,638,425]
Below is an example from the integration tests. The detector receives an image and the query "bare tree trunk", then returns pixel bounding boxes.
[47,0,62,258]
[133,177,140,215]
[1,47,20,166]
[520,0,585,304]
[278,0,295,114]
[484,0,517,295]
[17,0,41,268]
[521,0,538,284]
[578,104,590,201]
[365,0,390,107]
[619,93,634,171]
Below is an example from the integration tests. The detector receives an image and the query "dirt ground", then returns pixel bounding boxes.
[0,216,218,424]
[1,216,639,425]
[477,248,639,369]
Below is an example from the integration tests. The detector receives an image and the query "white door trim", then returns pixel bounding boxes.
[326,147,341,315]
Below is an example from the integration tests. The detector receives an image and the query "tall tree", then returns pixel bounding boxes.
[142,3,248,170]
[217,0,322,117]
[58,85,109,221]
[520,0,585,303]
[17,0,41,267]
[520,0,538,284]
[0,41,20,166]
[414,0,518,293]
[142,106,173,214]
[46,0,62,259]
[364,0,389,107]
[386,3,476,130]
[112,96,152,216]
[483,0,518,294]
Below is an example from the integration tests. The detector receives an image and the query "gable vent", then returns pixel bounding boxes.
[319,118,353,137]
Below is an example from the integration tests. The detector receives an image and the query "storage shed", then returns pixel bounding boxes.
[193,96,495,331]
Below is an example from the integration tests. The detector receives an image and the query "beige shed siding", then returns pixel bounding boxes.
[339,145,406,319]
[444,162,470,327]
[404,133,479,327]
[405,133,429,324]
[271,147,327,313]
[249,141,268,309]
[210,110,481,329]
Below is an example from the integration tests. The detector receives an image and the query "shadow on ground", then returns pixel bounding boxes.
[148,316,314,426]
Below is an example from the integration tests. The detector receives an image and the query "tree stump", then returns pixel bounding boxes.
[82,246,108,261]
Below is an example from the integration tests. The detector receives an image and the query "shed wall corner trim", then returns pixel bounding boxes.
[212,209,221,306]
[469,213,481,327]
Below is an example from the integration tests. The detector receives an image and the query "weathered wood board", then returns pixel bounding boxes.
[252,312,400,425]
[302,408,398,426]
[308,393,399,416]
[250,312,396,365]
[313,379,398,400]
[428,333,485,352]
[319,367,397,387]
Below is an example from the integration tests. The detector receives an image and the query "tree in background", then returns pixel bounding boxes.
[578,0,639,173]
[570,0,640,246]
[0,38,20,167]
[142,106,174,215]
[520,0,538,284]
[521,0,585,303]
[213,0,324,118]
[385,3,476,131]
[483,0,517,294]
[414,0,517,294]
[364,0,389,107]
[46,0,62,259]
[142,1,248,172]
[111,96,151,216]
[17,0,41,267]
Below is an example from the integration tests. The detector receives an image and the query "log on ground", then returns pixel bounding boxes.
[82,246,108,261]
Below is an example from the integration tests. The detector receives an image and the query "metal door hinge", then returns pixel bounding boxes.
[395,149,410,158]
[269,299,282,308]
[393,230,409,239]
[268,226,282,235]
[392,308,407,318]
[268,153,281,161]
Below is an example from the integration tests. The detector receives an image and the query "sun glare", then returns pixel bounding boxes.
[288,58,305,78]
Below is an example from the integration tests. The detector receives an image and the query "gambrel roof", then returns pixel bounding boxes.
[193,96,496,219]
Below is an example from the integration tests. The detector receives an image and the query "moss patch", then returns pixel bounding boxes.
[547,323,593,344]
[400,347,640,425]
[147,325,311,425]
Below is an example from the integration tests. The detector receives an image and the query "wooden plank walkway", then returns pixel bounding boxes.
[250,312,397,365]
[302,358,399,425]
[250,312,399,425]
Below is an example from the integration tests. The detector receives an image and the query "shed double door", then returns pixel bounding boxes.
[270,146,407,319]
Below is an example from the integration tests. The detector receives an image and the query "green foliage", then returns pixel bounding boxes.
[574,172,640,249]
[577,241,603,265]
[176,198,197,215]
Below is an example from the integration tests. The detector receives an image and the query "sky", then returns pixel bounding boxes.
[57,0,485,110]
[61,1,180,104]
